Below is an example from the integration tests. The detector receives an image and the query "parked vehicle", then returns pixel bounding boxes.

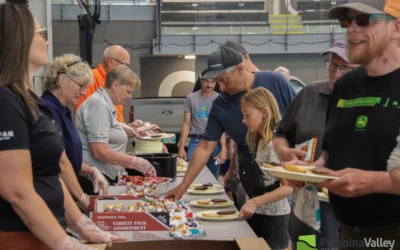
[289,75,306,94]
[130,97,187,152]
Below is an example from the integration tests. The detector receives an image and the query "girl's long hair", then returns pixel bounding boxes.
[242,87,281,152]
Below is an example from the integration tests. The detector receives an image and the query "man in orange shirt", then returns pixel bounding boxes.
[75,45,130,123]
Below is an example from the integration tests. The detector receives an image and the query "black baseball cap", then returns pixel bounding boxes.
[200,69,209,77]
[218,41,248,54]
[202,47,243,79]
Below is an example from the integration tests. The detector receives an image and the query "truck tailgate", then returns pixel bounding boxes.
[131,98,185,133]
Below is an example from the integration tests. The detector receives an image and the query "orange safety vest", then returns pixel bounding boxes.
[74,64,125,123]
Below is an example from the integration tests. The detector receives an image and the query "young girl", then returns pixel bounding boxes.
[240,87,292,250]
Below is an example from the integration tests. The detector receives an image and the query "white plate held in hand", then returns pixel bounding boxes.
[261,167,338,183]
[136,133,175,141]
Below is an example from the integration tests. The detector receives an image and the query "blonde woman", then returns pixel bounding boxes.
[42,54,109,208]
[75,65,156,184]
[240,87,291,250]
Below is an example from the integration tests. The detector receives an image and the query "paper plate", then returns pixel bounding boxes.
[261,167,338,183]
[190,199,234,208]
[195,210,239,222]
[186,187,225,195]
[190,183,223,188]
[136,133,175,141]
[318,192,329,202]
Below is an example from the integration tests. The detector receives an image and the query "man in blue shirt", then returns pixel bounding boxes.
[166,46,295,200]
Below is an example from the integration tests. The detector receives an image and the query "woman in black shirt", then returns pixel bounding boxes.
[0,4,123,249]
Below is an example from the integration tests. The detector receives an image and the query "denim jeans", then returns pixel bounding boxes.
[187,137,221,180]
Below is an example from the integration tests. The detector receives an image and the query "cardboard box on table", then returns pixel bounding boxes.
[88,237,270,250]
[88,187,139,212]
[88,183,174,212]
[91,199,170,241]
[89,195,135,213]
[108,181,175,196]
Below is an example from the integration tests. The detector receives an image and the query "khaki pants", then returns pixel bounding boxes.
[338,223,400,250]
[0,231,51,250]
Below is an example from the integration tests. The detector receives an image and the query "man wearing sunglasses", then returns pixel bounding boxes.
[273,39,357,249]
[311,0,400,247]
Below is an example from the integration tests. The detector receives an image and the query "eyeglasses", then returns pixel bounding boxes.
[35,28,48,41]
[325,60,356,74]
[338,14,395,28]
[112,57,130,67]
[66,75,88,92]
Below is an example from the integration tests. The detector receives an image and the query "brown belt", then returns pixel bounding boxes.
[0,231,51,250]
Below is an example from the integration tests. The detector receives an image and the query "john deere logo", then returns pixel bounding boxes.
[355,115,368,129]
[297,235,317,250]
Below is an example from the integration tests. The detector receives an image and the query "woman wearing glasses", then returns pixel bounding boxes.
[41,54,110,210]
[273,39,358,249]
[75,65,156,185]
[0,4,124,249]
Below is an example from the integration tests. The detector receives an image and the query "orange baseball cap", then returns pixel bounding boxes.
[329,0,400,19]
[384,0,400,19]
